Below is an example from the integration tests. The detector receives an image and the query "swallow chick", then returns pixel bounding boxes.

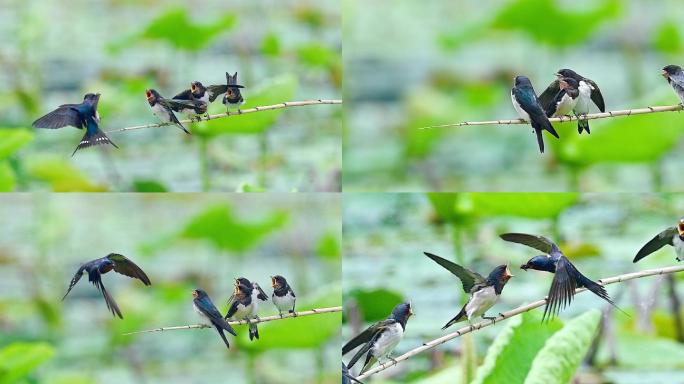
[500,233,621,321]
[225,278,268,340]
[511,76,559,153]
[539,69,605,134]
[32,93,118,156]
[423,252,513,329]
[192,289,237,349]
[171,81,211,121]
[62,253,151,319]
[271,275,296,317]
[634,217,684,263]
[222,72,245,112]
[544,77,580,118]
[662,65,684,105]
[145,89,198,134]
[343,302,413,374]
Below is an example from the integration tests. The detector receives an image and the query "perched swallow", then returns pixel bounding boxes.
[543,77,580,118]
[32,93,118,156]
[192,289,237,349]
[423,252,512,329]
[225,277,268,340]
[62,253,151,319]
[271,275,296,316]
[511,76,559,153]
[342,302,413,374]
[539,69,605,134]
[174,79,239,105]
[662,65,684,105]
[500,233,619,321]
[342,362,364,384]
[633,217,684,263]
[222,72,245,112]
[145,89,198,134]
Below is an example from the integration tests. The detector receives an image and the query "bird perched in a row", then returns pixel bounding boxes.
[225,277,269,340]
[511,76,559,153]
[271,275,296,316]
[423,252,513,329]
[145,89,200,134]
[62,253,151,318]
[343,302,413,374]
[542,77,580,120]
[192,288,237,349]
[634,217,684,263]
[662,65,684,105]
[32,93,118,156]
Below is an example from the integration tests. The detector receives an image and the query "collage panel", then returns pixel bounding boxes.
[343,0,684,192]
[0,193,341,383]
[342,192,684,382]
[0,1,341,192]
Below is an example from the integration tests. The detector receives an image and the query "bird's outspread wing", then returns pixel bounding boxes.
[542,255,577,321]
[423,252,486,293]
[33,105,84,129]
[633,227,678,263]
[62,265,86,300]
[107,253,151,285]
[500,233,559,254]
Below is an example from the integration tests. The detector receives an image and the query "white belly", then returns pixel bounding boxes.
[574,82,593,114]
[151,103,171,122]
[232,302,253,320]
[511,92,530,121]
[273,293,295,312]
[193,302,212,325]
[673,235,684,261]
[370,322,403,358]
[465,286,499,320]
[553,93,578,117]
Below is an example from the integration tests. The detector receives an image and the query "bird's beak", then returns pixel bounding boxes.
[678,220,684,236]
[191,290,198,298]
[520,264,529,270]
[559,80,568,90]
[145,90,153,101]
[555,73,562,79]
[504,266,514,279]
[662,70,669,79]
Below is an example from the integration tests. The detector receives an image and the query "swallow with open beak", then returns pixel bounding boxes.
[539,69,605,134]
[192,289,237,349]
[662,65,684,105]
[543,77,580,118]
[271,275,296,316]
[424,252,513,329]
[225,277,268,340]
[634,217,684,263]
[145,89,198,134]
[222,72,245,112]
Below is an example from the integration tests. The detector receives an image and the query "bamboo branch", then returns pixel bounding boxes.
[419,104,684,129]
[123,306,342,335]
[355,265,684,380]
[106,99,342,134]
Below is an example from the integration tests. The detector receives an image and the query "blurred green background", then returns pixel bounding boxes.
[343,0,684,192]
[0,194,341,383]
[0,0,341,192]
[343,193,684,383]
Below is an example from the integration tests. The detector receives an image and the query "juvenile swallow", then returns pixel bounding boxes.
[539,69,605,134]
[225,278,268,340]
[32,93,118,156]
[543,77,580,118]
[423,252,512,329]
[511,76,559,153]
[192,288,237,349]
[174,79,238,105]
[171,81,213,121]
[633,217,684,263]
[342,362,364,384]
[662,65,684,105]
[145,89,197,134]
[343,302,413,374]
[62,253,151,319]
[222,72,245,112]
[500,233,620,321]
[271,275,296,316]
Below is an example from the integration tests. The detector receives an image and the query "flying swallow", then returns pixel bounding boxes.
[662,65,684,105]
[192,288,237,349]
[62,253,151,318]
[145,89,198,134]
[500,233,620,321]
[271,275,296,316]
[539,69,605,134]
[343,302,413,374]
[511,76,559,153]
[424,252,513,329]
[32,93,118,156]
[634,217,684,262]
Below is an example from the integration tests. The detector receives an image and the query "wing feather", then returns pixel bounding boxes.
[423,252,485,293]
[107,253,151,285]
[633,227,677,263]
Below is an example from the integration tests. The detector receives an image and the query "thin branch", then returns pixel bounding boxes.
[355,265,684,380]
[123,306,342,335]
[419,104,684,129]
[106,99,343,134]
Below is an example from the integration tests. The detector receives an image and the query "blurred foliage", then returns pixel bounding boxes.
[0,342,55,384]
[25,156,108,192]
[345,288,404,323]
[316,232,342,261]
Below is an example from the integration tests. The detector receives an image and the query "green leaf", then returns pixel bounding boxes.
[260,33,281,56]
[316,232,341,261]
[653,21,682,54]
[296,42,340,70]
[194,74,298,136]
[0,129,33,160]
[467,193,579,219]
[426,193,464,223]
[25,156,108,192]
[473,311,562,384]
[0,342,55,384]
[492,0,621,46]
[132,179,168,192]
[603,330,684,368]
[524,310,601,384]
[345,288,404,323]
[0,162,16,192]
[180,204,289,252]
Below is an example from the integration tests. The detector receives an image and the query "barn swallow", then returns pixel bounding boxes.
[222,72,245,112]
[32,93,118,156]
[225,278,268,340]
[192,288,237,349]
[511,76,559,153]
[423,252,512,329]
[145,89,197,134]
[500,233,620,321]
[62,253,151,319]
[343,362,364,384]
[271,275,296,316]
[539,69,605,134]
[543,77,580,118]
[662,65,684,105]
[174,79,238,105]
[633,217,684,262]
[343,302,413,374]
